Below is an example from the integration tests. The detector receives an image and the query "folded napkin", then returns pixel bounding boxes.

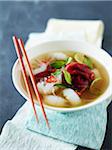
[0,122,74,150]
[25,18,104,49]
[0,19,109,150]
[0,102,76,150]
[26,101,107,150]
[46,18,104,46]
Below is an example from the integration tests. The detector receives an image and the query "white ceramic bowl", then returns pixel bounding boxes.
[12,40,112,112]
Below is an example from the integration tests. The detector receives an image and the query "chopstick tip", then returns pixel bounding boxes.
[12,36,18,44]
[47,123,50,129]
[18,38,22,43]
[12,35,16,40]
[45,119,50,129]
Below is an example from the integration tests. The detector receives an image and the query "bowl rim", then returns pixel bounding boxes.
[12,40,112,112]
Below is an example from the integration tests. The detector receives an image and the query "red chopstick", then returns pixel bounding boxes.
[13,36,39,123]
[18,38,50,128]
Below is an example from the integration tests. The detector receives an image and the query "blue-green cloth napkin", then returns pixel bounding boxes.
[26,101,108,150]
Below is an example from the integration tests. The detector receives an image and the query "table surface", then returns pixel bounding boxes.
[0,1,112,150]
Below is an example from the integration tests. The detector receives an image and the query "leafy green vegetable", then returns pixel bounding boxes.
[83,56,93,69]
[54,83,67,88]
[63,70,72,85]
[65,57,73,65]
[52,70,62,76]
[50,57,73,69]
[50,60,66,69]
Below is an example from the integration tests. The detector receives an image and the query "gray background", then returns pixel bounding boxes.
[0,1,112,150]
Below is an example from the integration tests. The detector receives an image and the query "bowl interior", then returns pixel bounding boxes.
[12,40,112,112]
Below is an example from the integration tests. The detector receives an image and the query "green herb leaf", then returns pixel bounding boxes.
[54,83,67,88]
[83,56,93,69]
[50,60,66,69]
[52,70,62,76]
[66,57,73,65]
[63,70,72,85]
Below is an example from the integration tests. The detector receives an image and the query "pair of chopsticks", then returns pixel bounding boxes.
[12,36,49,128]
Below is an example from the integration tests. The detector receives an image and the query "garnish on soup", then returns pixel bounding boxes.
[21,51,109,108]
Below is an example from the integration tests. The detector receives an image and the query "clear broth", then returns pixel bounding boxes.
[20,51,109,108]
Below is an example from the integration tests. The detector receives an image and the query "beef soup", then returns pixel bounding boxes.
[21,51,109,108]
